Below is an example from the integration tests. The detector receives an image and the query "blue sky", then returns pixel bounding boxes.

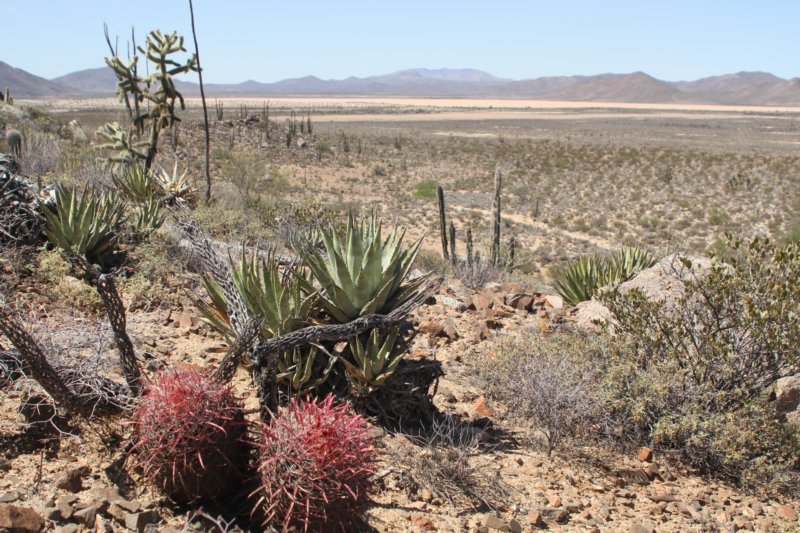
[3,1,798,83]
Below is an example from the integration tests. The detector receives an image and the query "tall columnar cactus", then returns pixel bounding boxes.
[490,168,502,267]
[437,185,449,261]
[449,221,456,265]
[466,227,474,267]
[3,88,11,105]
[6,129,21,159]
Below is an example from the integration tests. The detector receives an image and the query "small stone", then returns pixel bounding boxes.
[629,523,654,533]
[485,514,509,531]
[643,463,661,481]
[45,506,61,521]
[125,510,161,532]
[543,294,564,309]
[527,510,544,527]
[638,447,653,462]
[540,507,569,523]
[548,495,563,507]
[508,518,522,533]
[419,488,433,503]
[411,514,436,531]
[472,395,493,417]
[0,504,45,532]
[419,320,444,336]
[74,505,97,528]
[56,524,80,533]
[776,504,797,521]
[0,492,18,504]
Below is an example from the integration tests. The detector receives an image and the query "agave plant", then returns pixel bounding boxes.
[154,162,197,207]
[112,164,156,204]
[295,212,423,323]
[609,246,658,281]
[42,185,126,264]
[131,197,166,236]
[554,247,657,306]
[343,327,410,396]
[195,250,325,391]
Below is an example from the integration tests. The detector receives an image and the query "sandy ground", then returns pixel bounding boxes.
[19,97,800,118]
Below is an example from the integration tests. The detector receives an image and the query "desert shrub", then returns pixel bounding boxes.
[452,260,506,291]
[597,237,800,493]
[413,179,438,199]
[37,249,102,311]
[130,370,248,503]
[402,416,511,509]
[253,395,376,531]
[477,331,605,455]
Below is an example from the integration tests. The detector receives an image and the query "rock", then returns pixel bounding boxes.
[74,505,97,528]
[485,514,509,531]
[411,514,436,530]
[472,395,493,417]
[419,488,433,503]
[643,463,661,480]
[0,504,45,532]
[125,510,161,532]
[56,466,88,493]
[572,254,714,332]
[638,447,654,462]
[548,495,563,507]
[56,524,80,533]
[441,318,459,341]
[540,507,569,523]
[629,523,655,533]
[419,320,444,337]
[471,293,492,312]
[776,504,797,521]
[436,295,467,312]
[0,492,18,503]
[543,294,563,309]
[526,510,544,527]
[508,518,523,533]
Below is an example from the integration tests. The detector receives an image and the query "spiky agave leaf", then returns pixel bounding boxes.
[195,249,327,391]
[554,247,657,307]
[343,326,410,396]
[131,196,165,236]
[296,211,424,322]
[112,164,156,203]
[42,185,126,264]
[609,246,658,281]
[154,161,197,206]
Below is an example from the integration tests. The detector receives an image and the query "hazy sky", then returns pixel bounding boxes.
[3,1,798,83]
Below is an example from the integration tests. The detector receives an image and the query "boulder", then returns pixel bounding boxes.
[0,505,45,532]
[573,254,714,333]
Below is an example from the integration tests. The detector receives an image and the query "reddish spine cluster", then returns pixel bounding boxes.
[130,369,248,503]
[253,394,377,531]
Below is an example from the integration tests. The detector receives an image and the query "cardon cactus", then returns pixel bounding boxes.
[253,395,377,531]
[129,370,248,503]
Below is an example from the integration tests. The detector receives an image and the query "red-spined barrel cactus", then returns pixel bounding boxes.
[130,369,248,503]
[253,394,377,531]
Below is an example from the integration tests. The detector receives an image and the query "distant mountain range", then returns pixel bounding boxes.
[2,61,799,106]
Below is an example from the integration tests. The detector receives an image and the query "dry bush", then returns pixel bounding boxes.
[477,331,604,455]
[452,260,507,291]
[402,416,511,510]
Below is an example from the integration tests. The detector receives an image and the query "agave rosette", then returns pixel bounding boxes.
[195,249,324,391]
[343,326,410,396]
[42,185,126,264]
[297,212,424,323]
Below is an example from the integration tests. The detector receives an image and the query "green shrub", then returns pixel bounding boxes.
[598,237,800,494]
[413,179,438,199]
